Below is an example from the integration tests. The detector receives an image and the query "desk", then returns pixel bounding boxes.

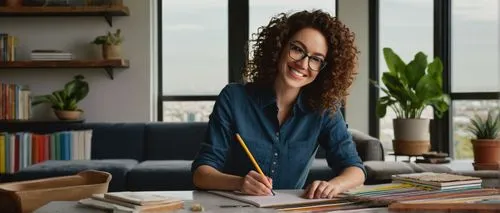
[33,190,389,213]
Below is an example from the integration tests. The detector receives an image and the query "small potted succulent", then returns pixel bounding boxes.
[32,75,89,120]
[91,29,123,60]
[466,109,500,170]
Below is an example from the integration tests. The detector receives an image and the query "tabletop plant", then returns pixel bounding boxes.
[91,29,123,59]
[32,75,89,120]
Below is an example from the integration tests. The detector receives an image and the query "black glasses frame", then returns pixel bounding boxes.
[288,42,327,71]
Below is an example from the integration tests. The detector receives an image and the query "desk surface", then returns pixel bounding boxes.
[33,190,389,213]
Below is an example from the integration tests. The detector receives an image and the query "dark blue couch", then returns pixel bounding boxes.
[0,122,384,192]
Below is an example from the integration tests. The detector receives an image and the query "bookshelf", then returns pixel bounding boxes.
[0,6,130,26]
[0,59,129,79]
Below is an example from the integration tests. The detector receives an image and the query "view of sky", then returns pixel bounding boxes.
[162,0,498,95]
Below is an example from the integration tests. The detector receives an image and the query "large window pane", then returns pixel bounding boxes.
[379,0,434,153]
[453,100,500,159]
[162,1,228,95]
[163,101,215,122]
[249,0,335,45]
[451,0,499,93]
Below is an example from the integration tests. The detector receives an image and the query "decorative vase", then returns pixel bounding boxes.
[54,110,82,120]
[102,44,121,60]
[392,118,431,155]
[471,139,500,170]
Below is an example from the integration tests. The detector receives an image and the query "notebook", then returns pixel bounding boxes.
[209,190,348,208]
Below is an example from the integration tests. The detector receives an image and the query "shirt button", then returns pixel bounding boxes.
[271,170,275,173]
[273,162,276,165]
[274,152,278,156]
[276,132,279,137]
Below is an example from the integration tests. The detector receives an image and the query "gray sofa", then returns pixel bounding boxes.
[0,122,385,192]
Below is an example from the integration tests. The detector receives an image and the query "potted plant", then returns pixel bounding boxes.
[466,109,500,170]
[91,29,123,60]
[371,48,450,155]
[32,75,89,120]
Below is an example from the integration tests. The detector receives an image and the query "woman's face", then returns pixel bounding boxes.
[276,27,328,89]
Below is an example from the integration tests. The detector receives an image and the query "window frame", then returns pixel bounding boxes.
[369,0,500,158]
[157,0,339,122]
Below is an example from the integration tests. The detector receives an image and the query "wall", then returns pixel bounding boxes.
[0,0,155,122]
[338,0,370,133]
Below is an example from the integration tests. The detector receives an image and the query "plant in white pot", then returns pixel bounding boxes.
[371,48,450,155]
[466,109,500,170]
[32,75,89,120]
[91,29,123,60]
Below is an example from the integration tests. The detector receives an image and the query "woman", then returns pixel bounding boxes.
[191,9,366,199]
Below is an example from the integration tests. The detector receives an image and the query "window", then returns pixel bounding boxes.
[378,0,434,153]
[451,0,500,158]
[453,100,500,159]
[451,0,499,93]
[160,1,227,122]
[161,1,228,96]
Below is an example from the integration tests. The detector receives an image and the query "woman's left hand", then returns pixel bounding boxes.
[302,180,342,199]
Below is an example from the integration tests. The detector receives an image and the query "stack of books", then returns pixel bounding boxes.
[391,172,482,191]
[30,49,73,61]
[78,191,184,213]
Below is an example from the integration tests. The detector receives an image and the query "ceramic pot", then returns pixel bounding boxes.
[102,44,121,59]
[54,110,82,120]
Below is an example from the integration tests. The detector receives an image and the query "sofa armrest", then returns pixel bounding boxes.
[349,129,385,161]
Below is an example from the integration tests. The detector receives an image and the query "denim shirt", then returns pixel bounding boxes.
[191,83,366,189]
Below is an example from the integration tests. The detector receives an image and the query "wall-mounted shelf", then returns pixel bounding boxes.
[0,6,130,26]
[0,59,130,80]
[0,119,85,124]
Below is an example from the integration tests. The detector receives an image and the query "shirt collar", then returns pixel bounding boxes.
[247,83,309,113]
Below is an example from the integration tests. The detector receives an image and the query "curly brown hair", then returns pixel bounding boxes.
[243,9,359,114]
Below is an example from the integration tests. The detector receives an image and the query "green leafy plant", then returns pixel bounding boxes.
[371,47,450,119]
[32,75,89,111]
[91,29,123,45]
[467,109,500,140]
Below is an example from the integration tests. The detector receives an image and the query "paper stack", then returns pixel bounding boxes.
[30,49,73,61]
[78,191,184,213]
[391,172,482,191]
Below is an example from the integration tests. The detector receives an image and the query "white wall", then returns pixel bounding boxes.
[338,0,370,133]
[0,0,156,122]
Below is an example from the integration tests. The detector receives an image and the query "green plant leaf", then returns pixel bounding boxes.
[405,52,427,89]
[383,48,406,75]
[415,75,442,101]
[382,72,406,101]
[428,57,443,88]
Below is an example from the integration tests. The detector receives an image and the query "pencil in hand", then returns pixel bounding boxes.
[235,133,276,196]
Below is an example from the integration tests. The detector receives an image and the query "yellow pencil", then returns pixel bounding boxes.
[235,133,276,196]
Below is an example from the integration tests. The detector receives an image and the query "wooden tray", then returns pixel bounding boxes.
[0,170,112,213]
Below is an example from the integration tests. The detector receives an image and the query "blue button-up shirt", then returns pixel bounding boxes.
[191,83,366,189]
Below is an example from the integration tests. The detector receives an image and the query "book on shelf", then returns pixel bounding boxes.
[78,192,184,213]
[0,33,17,62]
[0,82,31,120]
[0,130,92,174]
[30,49,73,61]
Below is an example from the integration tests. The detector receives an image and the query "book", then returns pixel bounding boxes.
[391,172,482,188]
[103,191,181,206]
[209,190,350,208]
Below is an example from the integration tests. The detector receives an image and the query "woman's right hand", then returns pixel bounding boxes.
[239,170,274,196]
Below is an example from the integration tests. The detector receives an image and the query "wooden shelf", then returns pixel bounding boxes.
[0,119,85,124]
[0,59,130,79]
[0,6,130,26]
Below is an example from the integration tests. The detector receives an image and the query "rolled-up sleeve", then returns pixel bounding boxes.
[318,110,367,179]
[191,85,234,173]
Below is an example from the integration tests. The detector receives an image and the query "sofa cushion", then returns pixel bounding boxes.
[315,129,384,161]
[145,123,207,160]
[83,123,146,161]
[127,160,194,191]
[10,159,138,192]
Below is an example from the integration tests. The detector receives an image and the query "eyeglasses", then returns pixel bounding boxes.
[288,42,327,71]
